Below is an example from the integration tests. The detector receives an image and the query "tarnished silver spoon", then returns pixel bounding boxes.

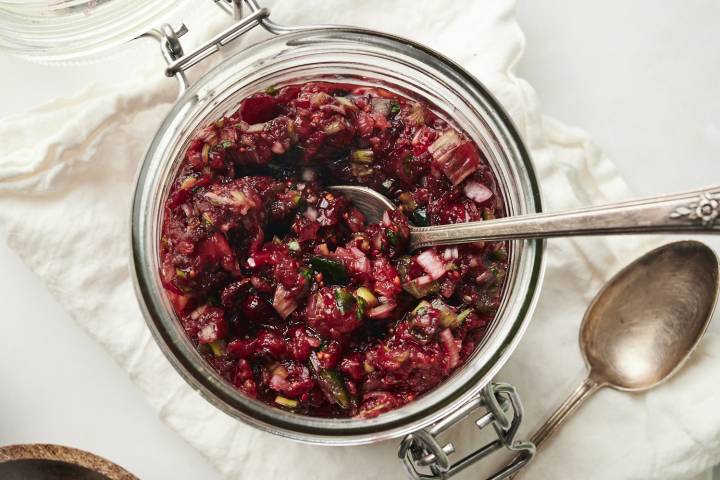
[511,240,719,478]
[329,185,720,250]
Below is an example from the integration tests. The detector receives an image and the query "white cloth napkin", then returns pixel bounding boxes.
[1,1,718,479]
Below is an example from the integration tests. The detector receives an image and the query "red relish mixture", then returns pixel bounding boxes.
[160,81,508,418]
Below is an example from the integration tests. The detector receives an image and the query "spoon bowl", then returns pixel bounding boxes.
[582,240,718,390]
[328,185,396,224]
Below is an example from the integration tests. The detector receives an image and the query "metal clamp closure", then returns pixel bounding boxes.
[140,23,189,94]
[398,383,535,480]
[141,0,348,97]
[140,1,271,97]
[164,7,270,78]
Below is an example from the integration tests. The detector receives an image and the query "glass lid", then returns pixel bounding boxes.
[0,0,191,64]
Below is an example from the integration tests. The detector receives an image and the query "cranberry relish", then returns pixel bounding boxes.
[160,81,508,418]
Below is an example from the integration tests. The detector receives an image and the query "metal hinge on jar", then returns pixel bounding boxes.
[140,2,268,95]
[140,0,333,96]
[398,383,535,480]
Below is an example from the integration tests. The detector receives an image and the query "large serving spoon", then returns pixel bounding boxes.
[330,185,720,250]
[510,240,719,478]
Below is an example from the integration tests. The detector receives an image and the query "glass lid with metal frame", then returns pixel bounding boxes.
[0,0,199,64]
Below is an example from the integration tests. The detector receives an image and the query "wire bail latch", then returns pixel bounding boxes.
[398,383,535,480]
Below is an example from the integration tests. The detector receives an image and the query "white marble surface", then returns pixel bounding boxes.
[0,1,718,478]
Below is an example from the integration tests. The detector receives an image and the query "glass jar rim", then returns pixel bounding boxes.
[131,26,545,445]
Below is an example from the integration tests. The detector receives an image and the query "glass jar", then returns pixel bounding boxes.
[130,12,546,476]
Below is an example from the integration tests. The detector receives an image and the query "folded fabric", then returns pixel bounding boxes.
[0,1,718,479]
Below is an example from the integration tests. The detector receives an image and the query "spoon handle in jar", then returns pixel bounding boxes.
[409,186,720,249]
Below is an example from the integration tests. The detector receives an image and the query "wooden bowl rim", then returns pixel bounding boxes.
[0,444,138,480]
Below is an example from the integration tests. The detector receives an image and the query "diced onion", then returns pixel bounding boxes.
[428,130,461,161]
[405,102,427,126]
[189,305,208,320]
[197,323,217,344]
[273,285,298,319]
[442,247,459,260]
[271,141,286,154]
[311,92,333,106]
[304,206,318,221]
[240,122,266,133]
[180,203,192,218]
[440,328,460,368]
[349,247,371,273]
[203,190,255,215]
[463,180,493,204]
[371,97,392,116]
[415,274,435,286]
[429,132,480,185]
[382,211,392,227]
[270,375,291,392]
[301,168,317,182]
[335,96,358,112]
[367,302,397,319]
[442,145,480,186]
[416,250,447,280]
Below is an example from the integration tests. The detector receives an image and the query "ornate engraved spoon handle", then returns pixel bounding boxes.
[410,187,720,249]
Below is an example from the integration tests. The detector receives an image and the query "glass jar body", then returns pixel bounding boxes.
[131,27,545,445]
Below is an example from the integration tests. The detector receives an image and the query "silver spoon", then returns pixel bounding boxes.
[329,185,720,250]
[511,240,719,478]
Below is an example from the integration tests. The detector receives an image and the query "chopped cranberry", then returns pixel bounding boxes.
[240,294,278,325]
[196,233,236,273]
[294,216,321,243]
[234,359,258,397]
[339,353,365,381]
[315,192,348,227]
[306,287,363,338]
[255,329,287,358]
[315,340,342,369]
[220,279,251,309]
[287,327,321,362]
[166,290,190,314]
[227,338,257,359]
[267,362,314,399]
[345,207,366,233]
[372,257,401,298]
[239,93,280,124]
[358,391,402,418]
